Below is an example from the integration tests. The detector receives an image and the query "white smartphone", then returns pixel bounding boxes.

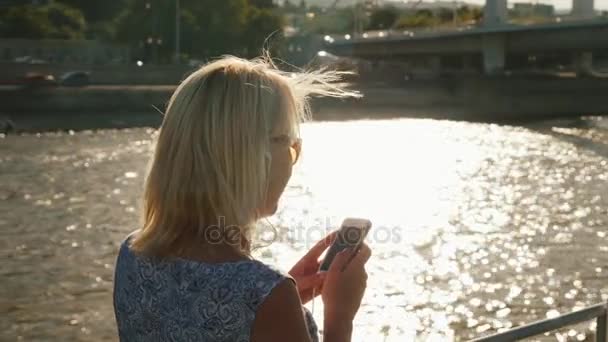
[318,218,372,272]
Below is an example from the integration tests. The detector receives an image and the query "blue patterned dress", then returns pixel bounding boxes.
[113,235,319,342]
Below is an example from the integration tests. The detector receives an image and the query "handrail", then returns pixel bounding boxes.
[471,302,608,341]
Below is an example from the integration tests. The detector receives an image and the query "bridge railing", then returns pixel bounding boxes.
[472,302,608,341]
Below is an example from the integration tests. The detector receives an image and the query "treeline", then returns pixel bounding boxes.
[301,5,484,35]
[391,6,483,30]
[0,0,284,62]
[272,4,483,38]
[0,0,485,63]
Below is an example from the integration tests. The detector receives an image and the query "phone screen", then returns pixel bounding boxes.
[318,218,371,272]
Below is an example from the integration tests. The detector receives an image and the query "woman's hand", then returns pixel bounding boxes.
[322,242,371,329]
[288,231,338,304]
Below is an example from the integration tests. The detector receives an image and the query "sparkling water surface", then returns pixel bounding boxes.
[2,115,608,341]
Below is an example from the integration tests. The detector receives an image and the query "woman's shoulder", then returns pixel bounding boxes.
[115,231,293,289]
[217,259,294,297]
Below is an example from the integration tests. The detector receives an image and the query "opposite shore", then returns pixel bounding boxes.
[2,76,608,132]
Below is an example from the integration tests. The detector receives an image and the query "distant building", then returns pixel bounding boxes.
[571,0,595,19]
[390,0,480,10]
[484,0,508,26]
[0,39,130,65]
[512,3,555,17]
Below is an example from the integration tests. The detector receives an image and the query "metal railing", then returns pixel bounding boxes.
[472,302,608,341]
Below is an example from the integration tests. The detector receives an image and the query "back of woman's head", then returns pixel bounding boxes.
[131,55,357,258]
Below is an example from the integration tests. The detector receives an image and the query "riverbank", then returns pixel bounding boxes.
[1,76,607,132]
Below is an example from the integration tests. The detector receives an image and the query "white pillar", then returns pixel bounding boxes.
[484,0,508,27]
[574,51,594,76]
[482,35,506,75]
[571,0,595,19]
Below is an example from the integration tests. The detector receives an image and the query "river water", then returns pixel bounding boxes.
[2,115,608,341]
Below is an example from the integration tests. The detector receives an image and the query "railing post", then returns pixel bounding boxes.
[596,302,608,342]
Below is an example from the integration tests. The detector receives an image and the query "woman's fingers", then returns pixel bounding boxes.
[296,272,326,291]
[302,230,339,261]
[353,243,372,265]
[340,243,372,272]
[290,231,337,276]
[296,272,326,304]
[328,248,356,273]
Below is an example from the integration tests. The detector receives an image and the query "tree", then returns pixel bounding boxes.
[415,9,433,18]
[115,0,193,62]
[183,0,250,56]
[46,2,86,39]
[301,7,361,35]
[57,0,129,23]
[114,0,284,62]
[394,9,438,29]
[243,7,285,56]
[471,7,483,22]
[437,7,454,23]
[456,5,482,23]
[0,5,52,39]
[250,0,275,9]
[367,6,398,30]
[283,0,298,12]
[0,3,86,40]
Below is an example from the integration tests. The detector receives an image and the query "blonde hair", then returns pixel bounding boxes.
[131,55,358,258]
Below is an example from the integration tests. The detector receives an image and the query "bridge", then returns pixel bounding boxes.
[323,0,608,76]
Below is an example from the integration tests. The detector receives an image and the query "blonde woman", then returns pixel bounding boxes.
[113,56,371,342]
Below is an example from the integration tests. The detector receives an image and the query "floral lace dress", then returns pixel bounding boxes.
[113,236,318,342]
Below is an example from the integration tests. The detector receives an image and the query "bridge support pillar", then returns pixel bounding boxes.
[482,34,506,75]
[571,0,595,19]
[428,56,441,79]
[574,51,594,76]
[484,0,508,26]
